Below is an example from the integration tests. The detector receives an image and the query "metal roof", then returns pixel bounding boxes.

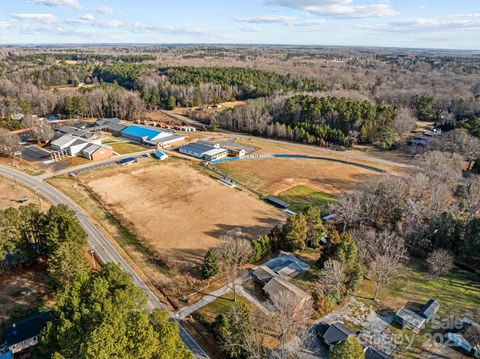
[4,312,52,347]
[51,135,77,148]
[253,265,277,282]
[265,195,289,209]
[263,276,309,301]
[204,148,228,157]
[82,143,102,155]
[395,307,426,329]
[121,126,163,140]
[418,299,440,320]
[181,142,215,154]
[322,323,352,346]
[154,151,167,158]
[106,123,128,132]
[151,134,184,144]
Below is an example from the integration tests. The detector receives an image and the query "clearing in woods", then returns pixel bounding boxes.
[79,159,285,272]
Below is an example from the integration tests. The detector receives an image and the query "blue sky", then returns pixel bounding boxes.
[0,0,479,49]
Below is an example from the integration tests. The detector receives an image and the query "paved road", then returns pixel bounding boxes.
[0,165,209,359]
[40,149,154,179]
[160,110,205,127]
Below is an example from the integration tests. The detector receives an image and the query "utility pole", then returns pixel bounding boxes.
[34,187,41,207]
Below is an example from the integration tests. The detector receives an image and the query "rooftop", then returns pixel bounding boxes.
[263,276,309,301]
[121,125,163,141]
[395,307,426,329]
[418,299,440,320]
[322,322,353,346]
[264,252,310,278]
[4,312,52,347]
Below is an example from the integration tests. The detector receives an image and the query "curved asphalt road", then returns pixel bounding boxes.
[0,165,209,359]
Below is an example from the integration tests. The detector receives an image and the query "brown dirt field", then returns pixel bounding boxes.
[0,176,50,211]
[144,110,182,125]
[0,264,54,327]
[80,159,285,271]
[214,137,404,196]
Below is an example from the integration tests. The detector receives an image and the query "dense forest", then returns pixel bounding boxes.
[0,46,479,135]
[216,95,398,148]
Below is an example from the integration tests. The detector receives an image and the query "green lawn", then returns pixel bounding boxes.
[356,259,480,322]
[109,142,146,155]
[194,293,251,323]
[277,185,334,212]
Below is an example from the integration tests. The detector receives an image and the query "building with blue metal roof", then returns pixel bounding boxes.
[121,125,166,142]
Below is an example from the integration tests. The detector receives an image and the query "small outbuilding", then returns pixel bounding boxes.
[418,299,440,322]
[265,195,289,209]
[154,151,168,160]
[394,307,427,333]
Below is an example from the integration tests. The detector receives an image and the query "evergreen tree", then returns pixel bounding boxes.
[202,249,219,279]
[167,96,177,110]
[282,213,308,251]
[303,206,326,247]
[39,263,191,359]
[330,336,365,359]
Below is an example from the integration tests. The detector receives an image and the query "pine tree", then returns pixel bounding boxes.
[202,249,219,279]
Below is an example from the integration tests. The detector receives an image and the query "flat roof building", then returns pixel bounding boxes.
[179,142,227,161]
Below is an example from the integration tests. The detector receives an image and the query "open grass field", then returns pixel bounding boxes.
[356,259,480,322]
[107,141,146,154]
[0,176,50,211]
[277,185,334,213]
[213,137,394,196]
[79,158,285,274]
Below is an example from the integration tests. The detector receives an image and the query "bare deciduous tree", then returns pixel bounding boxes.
[426,249,454,277]
[393,106,417,144]
[216,236,252,301]
[360,230,408,301]
[0,129,20,156]
[320,259,346,290]
[269,291,313,359]
[23,116,54,144]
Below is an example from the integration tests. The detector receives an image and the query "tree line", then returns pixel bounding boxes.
[216,95,404,148]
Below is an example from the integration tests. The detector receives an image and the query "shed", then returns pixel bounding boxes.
[418,299,440,321]
[154,151,168,160]
[395,307,426,333]
[265,196,289,209]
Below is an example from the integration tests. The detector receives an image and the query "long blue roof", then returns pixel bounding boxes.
[121,126,162,140]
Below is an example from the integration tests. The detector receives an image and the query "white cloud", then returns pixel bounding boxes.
[0,22,10,29]
[80,13,95,22]
[241,25,262,32]
[293,19,326,26]
[365,13,480,32]
[234,15,326,26]
[96,6,113,15]
[28,0,82,10]
[64,15,122,28]
[264,0,397,18]
[10,13,57,24]
[234,15,300,25]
